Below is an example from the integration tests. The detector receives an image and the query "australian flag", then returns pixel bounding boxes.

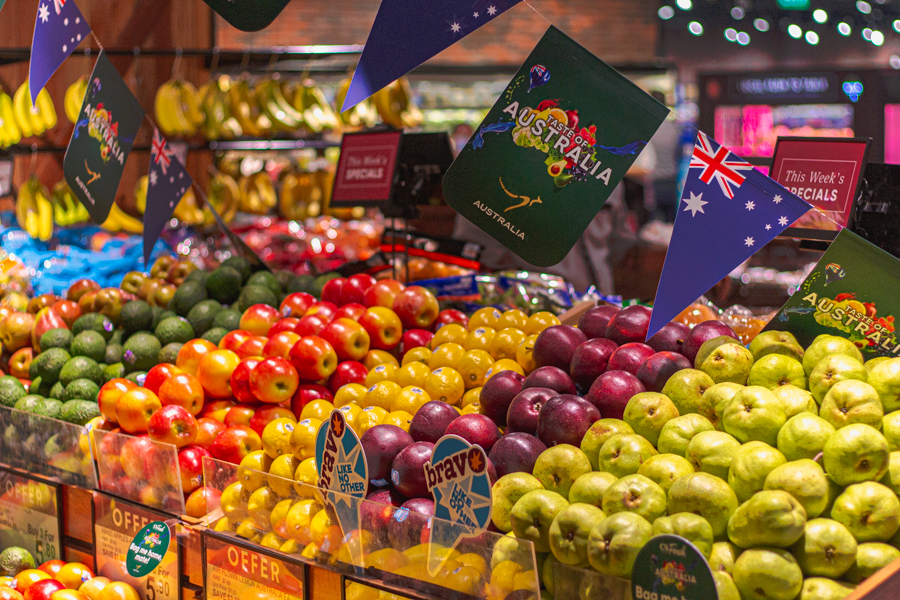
[144,129,192,263]
[30,0,92,105]
[646,131,812,340]
[343,0,522,111]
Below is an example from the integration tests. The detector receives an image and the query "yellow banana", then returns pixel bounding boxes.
[205,172,240,226]
[12,82,34,138]
[200,79,241,140]
[16,178,36,234]
[239,172,277,215]
[228,79,271,138]
[280,171,320,220]
[334,77,378,129]
[64,77,88,124]
[134,175,148,214]
[0,93,21,148]
[34,87,57,131]
[173,187,204,225]
[180,81,205,130]
[108,202,143,233]
[257,79,303,131]
[35,186,53,240]
[155,81,194,136]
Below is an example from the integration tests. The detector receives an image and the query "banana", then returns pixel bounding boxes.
[134,175,148,214]
[173,187,205,225]
[256,79,304,131]
[334,77,378,129]
[371,86,404,129]
[16,177,37,235]
[16,177,53,240]
[51,181,72,226]
[200,79,241,140]
[35,185,53,241]
[393,78,424,128]
[108,202,143,234]
[228,78,271,138]
[155,80,194,136]
[205,172,240,226]
[293,81,339,133]
[13,82,35,138]
[280,171,319,220]
[0,93,21,148]
[34,86,57,131]
[239,172,277,215]
[64,77,88,124]
[180,81,205,130]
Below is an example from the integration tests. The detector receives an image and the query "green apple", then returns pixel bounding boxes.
[695,335,743,368]
[533,444,592,499]
[580,419,634,470]
[548,502,606,567]
[637,453,695,493]
[799,578,856,600]
[727,490,806,548]
[651,512,714,557]
[831,481,900,543]
[568,472,617,507]
[802,335,864,376]
[777,413,836,461]
[772,385,817,418]
[748,354,807,390]
[623,392,680,447]
[723,385,786,445]
[661,369,715,415]
[698,382,744,430]
[586,512,652,578]
[844,542,900,583]
[492,472,545,532]
[820,379,883,430]
[601,474,666,522]
[823,423,890,486]
[732,548,803,600]
[749,330,804,362]
[709,541,739,573]
[686,430,741,480]
[868,357,900,413]
[657,413,715,456]
[790,518,857,578]
[809,354,867,403]
[866,356,891,373]
[728,441,787,502]
[879,451,900,495]
[667,471,738,539]
[713,572,741,600]
[883,412,900,451]
[596,434,658,478]
[764,459,829,518]
[510,489,570,552]
[699,343,754,385]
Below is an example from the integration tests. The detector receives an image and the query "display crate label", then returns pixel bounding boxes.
[94,493,180,600]
[204,532,305,600]
[0,469,61,563]
[631,535,716,600]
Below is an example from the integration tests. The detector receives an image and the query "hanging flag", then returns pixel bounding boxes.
[63,51,144,225]
[646,131,812,340]
[442,26,669,267]
[29,0,92,105]
[143,129,192,264]
[201,0,290,32]
[342,0,523,111]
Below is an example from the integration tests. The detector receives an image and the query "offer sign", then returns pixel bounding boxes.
[330,131,402,206]
[770,137,870,239]
[203,531,305,600]
[0,469,61,563]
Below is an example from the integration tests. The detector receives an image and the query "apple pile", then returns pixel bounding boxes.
[0,552,139,600]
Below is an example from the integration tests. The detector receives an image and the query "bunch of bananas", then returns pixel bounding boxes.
[173,187,205,226]
[292,80,339,133]
[206,171,240,226]
[228,77,272,138]
[154,79,205,137]
[51,181,89,226]
[0,92,21,148]
[371,78,424,129]
[101,201,143,234]
[13,80,57,138]
[64,76,88,124]
[280,171,321,221]
[335,77,379,129]
[239,171,277,214]
[255,78,308,133]
[199,76,242,140]
[16,176,54,240]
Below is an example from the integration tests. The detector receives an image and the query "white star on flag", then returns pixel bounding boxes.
[682,191,707,217]
[77,34,81,41]
[773,195,782,204]
[745,200,755,211]
[778,216,789,226]
[38,4,49,22]
[744,237,755,247]
[487,5,497,15]
[473,12,479,18]
[169,176,174,183]
[179,172,183,179]
[450,22,461,33]
[149,171,158,186]
[765,224,772,230]
[75,17,79,23]
[64,18,68,25]
[62,45,67,52]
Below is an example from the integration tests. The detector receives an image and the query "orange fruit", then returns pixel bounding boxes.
[524,311,560,335]
[395,361,430,388]
[363,381,402,411]
[428,343,465,370]
[463,327,495,352]
[362,350,399,370]
[468,307,501,331]
[78,578,110,600]
[457,350,495,389]
[96,582,140,600]
[489,328,526,361]
[401,347,432,366]
[56,563,94,590]
[496,309,528,331]
[364,364,398,387]
[424,367,465,405]
[431,324,467,348]
[392,387,431,413]
[516,334,539,374]
[333,383,367,408]
[14,571,50,594]
[196,349,241,398]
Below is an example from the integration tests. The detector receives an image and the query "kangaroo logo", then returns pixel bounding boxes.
[84,160,101,185]
[499,177,542,212]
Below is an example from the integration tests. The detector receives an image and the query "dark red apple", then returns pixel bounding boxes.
[647,321,690,354]
[408,401,459,443]
[585,370,645,419]
[401,329,434,353]
[532,325,587,371]
[388,498,434,551]
[362,488,407,534]
[506,387,557,436]
[681,320,739,365]
[636,351,693,393]
[390,441,434,498]
[489,432,547,477]
[445,414,502,453]
[326,360,368,393]
[578,305,620,339]
[607,343,655,375]
[522,366,577,395]
[537,394,601,447]
[605,305,652,345]
[479,370,524,427]
[290,384,333,417]
[569,338,618,390]
[361,424,414,483]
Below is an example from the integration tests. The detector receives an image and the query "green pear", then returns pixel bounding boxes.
[732,548,803,600]
[723,385,787,445]
[709,541,740,573]
[748,354,807,390]
[637,453,695,493]
[749,330,804,362]
[580,419,634,470]
[844,542,900,583]
[491,531,532,569]
[879,452,900,495]
[810,354,868,403]
[883,412,900,451]
[695,335,743,368]
[541,553,560,595]
[820,379,883,430]
[799,578,856,600]
[548,502,606,567]
[491,472,544,532]
[596,434,658,478]
[657,413,715,456]
[790,518,858,578]
[686,430,741,480]
[667,472,738,539]
[866,356,891,373]
[765,459,829,518]
[777,413,836,461]
[568,472,617,507]
[802,335,864,376]
[699,343,754,385]
[651,512,714,557]
[661,369,715,414]
[773,385,817,418]
[698,382,744,430]
[586,512,652,578]
[728,441,787,502]
[713,572,741,600]
[509,490,569,552]
[823,423,890,486]
[823,479,844,518]
[727,490,807,548]
[623,392,680,447]
[533,444,592,499]
[831,481,900,543]
[869,357,900,413]
[601,474,667,522]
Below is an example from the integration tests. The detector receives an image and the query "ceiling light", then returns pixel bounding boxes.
[872,30,885,44]
[838,21,852,35]
[737,31,751,44]
[857,1,872,14]
[688,21,703,35]
[658,5,675,19]
[677,0,692,10]
[754,18,770,31]
[731,7,745,19]
[813,9,828,23]
[725,27,738,41]
[788,24,803,38]
[805,30,820,44]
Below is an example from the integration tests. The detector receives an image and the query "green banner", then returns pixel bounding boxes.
[202,0,290,32]
[765,229,900,358]
[442,26,669,267]
[631,535,717,600]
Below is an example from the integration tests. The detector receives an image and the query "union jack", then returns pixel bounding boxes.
[151,129,173,176]
[53,0,65,15]
[689,131,753,200]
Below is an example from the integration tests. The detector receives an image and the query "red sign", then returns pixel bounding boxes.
[331,131,402,205]
[770,137,869,236]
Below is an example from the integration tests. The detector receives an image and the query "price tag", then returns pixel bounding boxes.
[0,469,61,563]
[0,159,13,197]
[93,493,180,600]
[203,531,305,600]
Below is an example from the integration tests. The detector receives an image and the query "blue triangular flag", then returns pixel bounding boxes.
[646,131,812,340]
[343,0,522,111]
[30,0,92,105]
[144,129,192,264]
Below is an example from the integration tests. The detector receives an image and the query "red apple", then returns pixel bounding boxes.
[224,406,257,427]
[144,363,184,396]
[280,292,316,319]
[159,372,205,415]
[50,300,81,329]
[363,280,405,308]
[248,406,296,436]
[305,301,338,321]
[402,328,434,353]
[295,313,330,336]
[209,425,262,464]
[8,347,33,379]
[67,278,100,302]
[434,309,469,330]
[334,303,367,322]
[0,311,34,353]
[237,336,269,359]
[327,361,368,393]
[289,335,338,381]
[320,278,347,305]
[320,318,371,361]
[120,436,167,486]
[194,417,226,449]
[250,357,299,404]
[177,339,219,377]
[240,304,281,337]
[231,357,262,404]
[116,388,162,434]
[359,307,403,350]
[24,577,65,600]
[198,400,238,423]
[340,274,377,306]
[290,384,333,417]
[607,343,656,375]
[148,405,199,448]
[392,286,439,330]
[533,325,588,371]
[268,318,300,337]
[578,305,620,340]
[32,307,67,351]
[185,486,221,519]
[218,330,253,353]
[178,445,210,493]
[263,331,301,360]
[605,305,653,346]
[37,560,65,577]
